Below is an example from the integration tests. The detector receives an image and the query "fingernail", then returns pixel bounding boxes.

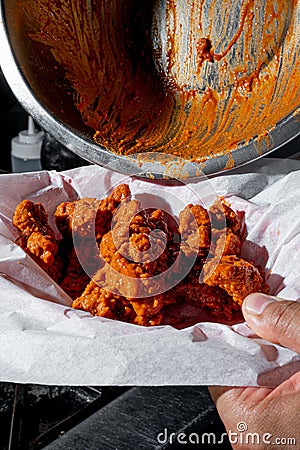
[243,293,277,315]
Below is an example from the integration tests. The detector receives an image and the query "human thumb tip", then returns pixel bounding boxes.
[242,293,300,353]
[242,293,279,317]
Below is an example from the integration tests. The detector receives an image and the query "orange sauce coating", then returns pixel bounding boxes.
[27,0,300,161]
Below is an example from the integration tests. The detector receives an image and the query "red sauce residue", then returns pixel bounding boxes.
[196,38,214,66]
[26,0,299,162]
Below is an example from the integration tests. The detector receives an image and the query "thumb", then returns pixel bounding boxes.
[242,293,300,354]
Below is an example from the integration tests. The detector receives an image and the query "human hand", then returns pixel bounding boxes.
[209,294,300,449]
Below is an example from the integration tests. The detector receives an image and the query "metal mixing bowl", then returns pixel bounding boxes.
[1,0,299,179]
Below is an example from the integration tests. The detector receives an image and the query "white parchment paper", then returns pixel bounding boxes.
[0,158,299,387]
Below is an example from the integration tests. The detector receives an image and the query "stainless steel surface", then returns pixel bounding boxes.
[0,0,299,179]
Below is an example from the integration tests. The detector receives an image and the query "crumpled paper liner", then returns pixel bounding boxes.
[0,158,299,387]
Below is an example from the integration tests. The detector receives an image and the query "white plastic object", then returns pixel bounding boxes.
[11,116,44,172]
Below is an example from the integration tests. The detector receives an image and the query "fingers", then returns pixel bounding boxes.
[208,385,272,433]
[208,385,234,404]
[210,383,300,445]
[208,386,245,422]
[271,370,300,398]
[242,294,300,354]
[209,385,271,407]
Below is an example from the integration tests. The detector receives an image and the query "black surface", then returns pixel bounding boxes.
[0,383,232,450]
[0,71,27,172]
[0,383,129,450]
[43,387,231,450]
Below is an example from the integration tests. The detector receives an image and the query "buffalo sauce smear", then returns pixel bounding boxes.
[27,0,299,162]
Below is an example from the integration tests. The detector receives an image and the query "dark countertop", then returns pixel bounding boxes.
[1,383,232,450]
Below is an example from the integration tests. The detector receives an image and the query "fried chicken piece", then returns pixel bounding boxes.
[74,240,102,273]
[133,312,163,326]
[100,183,131,209]
[73,284,120,320]
[179,204,211,258]
[100,200,171,299]
[182,225,211,258]
[13,199,59,273]
[72,273,168,325]
[59,248,90,300]
[94,183,131,243]
[72,267,115,318]
[130,297,163,320]
[106,199,140,250]
[99,230,117,264]
[72,269,136,322]
[128,292,177,326]
[173,281,240,320]
[26,232,57,267]
[211,228,242,257]
[203,255,264,306]
[117,298,137,323]
[93,200,175,324]
[182,204,210,227]
[130,292,176,317]
[52,202,72,239]
[209,199,241,234]
[54,184,131,242]
[46,254,65,284]
[59,239,103,299]
[107,244,169,298]
[13,200,53,237]
[54,198,99,240]
[147,208,180,251]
